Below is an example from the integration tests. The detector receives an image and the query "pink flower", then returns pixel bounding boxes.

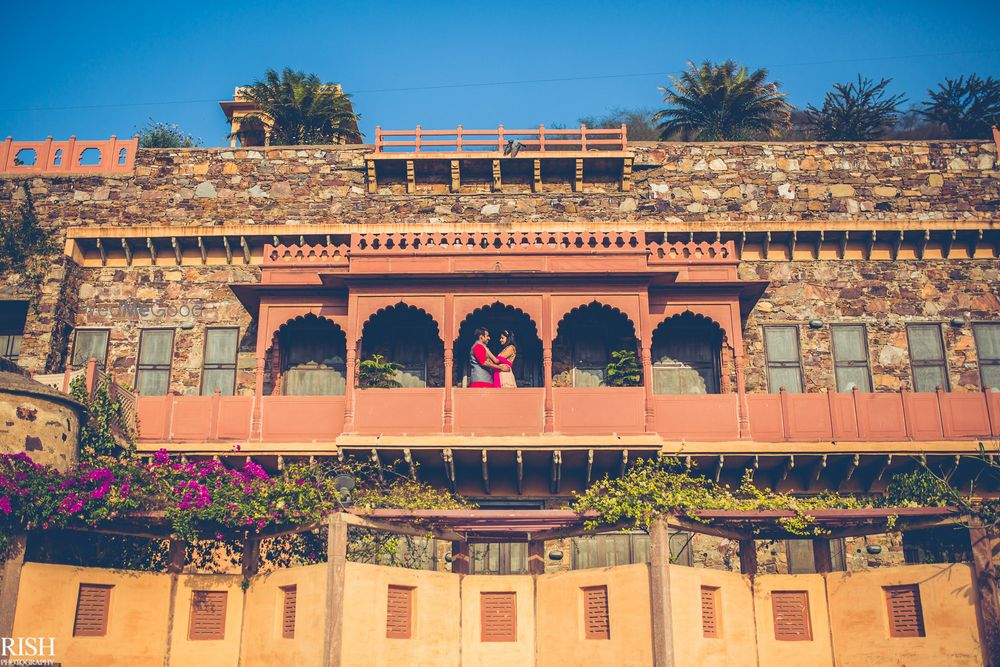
[0,496,11,514]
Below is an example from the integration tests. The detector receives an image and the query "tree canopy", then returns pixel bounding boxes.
[804,76,907,141]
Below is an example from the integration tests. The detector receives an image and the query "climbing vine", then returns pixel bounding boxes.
[0,183,58,299]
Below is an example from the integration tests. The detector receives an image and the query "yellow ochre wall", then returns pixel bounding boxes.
[535,563,653,667]
[12,562,171,667]
[753,573,835,666]
[827,563,984,666]
[461,574,535,667]
[341,561,461,667]
[241,563,328,667]
[168,573,243,667]
[669,564,757,667]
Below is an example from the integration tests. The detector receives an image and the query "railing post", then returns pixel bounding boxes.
[39,135,53,171]
[580,123,587,151]
[738,538,758,576]
[85,356,98,397]
[451,540,470,574]
[528,540,545,575]
[374,125,382,152]
[344,346,357,432]
[620,122,628,150]
[497,124,505,152]
[543,346,554,432]
[735,350,750,439]
[538,124,546,152]
[935,385,948,438]
[251,352,265,440]
[985,386,999,436]
[167,539,186,574]
[778,387,790,440]
[164,391,177,442]
[812,538,832,573]
[443,348,454,432]
[209,389,222,440]
[456,124,463,152]
[414,125,422,153]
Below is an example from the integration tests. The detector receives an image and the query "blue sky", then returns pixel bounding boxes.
[2,0,998,146]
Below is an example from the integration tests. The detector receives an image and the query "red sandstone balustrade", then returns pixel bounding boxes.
[646,241,737,264]
[373,124,628,153]
[349,231,644,254]
[0,136,138,175]
[132,386,1000,444]
[263,243,350,267]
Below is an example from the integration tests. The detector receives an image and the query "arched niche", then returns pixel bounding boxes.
[360,304,443,388]
[453,302,542,387]
[651,312,724,394]
[552,302,639,387]
[275,314,347,396]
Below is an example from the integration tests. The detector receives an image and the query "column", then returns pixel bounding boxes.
[451,540,470,575]
[443,348,454,432]
[542,294,555,432]
[738,538,757,576]
[323,514,348,667]
[343,346,357,432]
[735,349,750,439]
[528,540,546,575]
[648,520,675,667]
[812,537,832,574]
[639,293,656,432]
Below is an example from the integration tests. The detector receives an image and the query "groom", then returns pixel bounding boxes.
[469,327,510,388]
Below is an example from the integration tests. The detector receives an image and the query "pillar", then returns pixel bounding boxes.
[734,350,750,439]
[738,538,757,576]
[323,514,348,667]
[970,521,999,666]
[528,540,545,575]
[451,540,470,575]
[812,537,832,574]
[166,539,186,574]
[649,520,675,667]
[639,294,655,432]
[0,533,26,655]
[543,346,554,432]
[443,348,454,432]
[241,534,261,579]
[343,346,357,431]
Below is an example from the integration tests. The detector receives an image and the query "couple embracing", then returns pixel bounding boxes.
[469,327,518,388]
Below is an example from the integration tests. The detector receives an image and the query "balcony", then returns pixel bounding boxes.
[135,387,1000,446]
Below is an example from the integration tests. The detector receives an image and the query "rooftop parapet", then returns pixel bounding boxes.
[0,136,138,176]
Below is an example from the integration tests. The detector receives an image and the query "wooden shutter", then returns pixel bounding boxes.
[582,585,610,640]
[772,591,812,641]
[73,583,112,637]
[885,585,925,637]
[281,585,297,639]
[481,592,517,642]
[189,590,227,640]
[700,586,720,638]
[386,585,413,639]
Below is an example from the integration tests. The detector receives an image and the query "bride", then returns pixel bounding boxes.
[493,329,518,388]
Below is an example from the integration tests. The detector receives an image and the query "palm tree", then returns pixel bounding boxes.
[804,76,906,141]
[236,68,362,145]
[920,74,1000,139]
[653,60,792,141]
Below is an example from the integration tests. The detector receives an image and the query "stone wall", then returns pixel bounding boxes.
[0,140,996,232]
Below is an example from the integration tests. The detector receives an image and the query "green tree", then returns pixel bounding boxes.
[804,76,906,141]
[605,349,642,387]
[357,354,402,388]
[577,107,660,141]
[921,74,1000,139]
[653,60,792,141]
[136,120,200,148]
[236,68,363,145]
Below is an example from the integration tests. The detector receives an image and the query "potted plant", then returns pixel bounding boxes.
[357,354,402,389]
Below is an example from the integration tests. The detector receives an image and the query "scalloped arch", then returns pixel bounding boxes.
[652,310,726,342]
[554,300,638,339]
[454,301,541,343]
[360,302,442,342]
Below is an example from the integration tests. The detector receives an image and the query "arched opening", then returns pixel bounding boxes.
[276,314,347,395]
[453,303,542,387]
[651,313,723,394]
[360,304,443,388]
[553,303,639,387]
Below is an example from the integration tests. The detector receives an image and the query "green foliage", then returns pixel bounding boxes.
[236,68,363,145]
[805,76,907,141]
[577,107,660,141]
[653,60,793,141]
[70,375,135,459]
[357,353,402,388]
[573,458,869,536]
[136,119,200,148]
[921,74,1000,139]
[604,349,641,387]
[0,183,58,295]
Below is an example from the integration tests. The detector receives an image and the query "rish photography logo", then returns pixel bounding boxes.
[81,300,209,320]
[0,636,55,664]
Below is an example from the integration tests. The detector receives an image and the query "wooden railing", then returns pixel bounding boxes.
[34,358,137,437]
[0,136,139,175]
[373,124,627,153]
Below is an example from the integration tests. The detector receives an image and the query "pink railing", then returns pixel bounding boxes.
[34,358,136,436]
[132,387,1000,444]
[350,231,644,254]
[373,124,627,153]
[263,243,350,268]
[0,136,138,175]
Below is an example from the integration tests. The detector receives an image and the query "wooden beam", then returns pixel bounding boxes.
[146,237,157,265]
[197,236,207,264]
[550,450,562,494]
[942,229,956,258]
[370,448,383,483]
[167,539,186,574]
[528,540,545,575]
[648,520,676,667]
[941,454,961,483]
[481,449,490,495]
[620,449,629,479]
[515,449,523,496]
[890,230,903,260]
[762,231,771,259]
[340,512,462,542]
[738,231,747,259]
[241,534,261,578]
[451,540,470,574]
[738,538,757,576]
[121,238,132,266]
[95,238,107,266]
[240,236,251,264]
[864,230,876,260]
[666,515,749,542]
[813,453,828,481]
[745,455,759,481]
[969,229,983,258]
[787,230,797,258]
[915,229,929,260]
[223,236,232,264]
[970,521,1000,666]
[838,230,850,259]
[812,537,833,574]
[814,230,824,259]
[867,454,893,492]
[839,454,860,491]
[171,236,182,265]
[775,454,795,487]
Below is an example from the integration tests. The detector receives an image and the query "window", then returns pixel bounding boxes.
[652,321,721,394]
[71,329,110,369]
[571,332,608,387]
[582,586,610,640]
[786,539,846,574]
[480,592,516,642]
[973,323,1000,391]
[573,532,651,569]
[764,326,803,393]
[831,324,872,392]
[280,585,296,639]
[884,585,925,637]
[907,324,949,392]
[0,301,28,363]
[472,543,527,574]
[700,586,720,638]
[390,332,428,388]
[201,328,239,396]
[771,590,812,641]
[136,329,174,396]
[386,585,414,639]
[189,590,227,640]
[73,583,112,637]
